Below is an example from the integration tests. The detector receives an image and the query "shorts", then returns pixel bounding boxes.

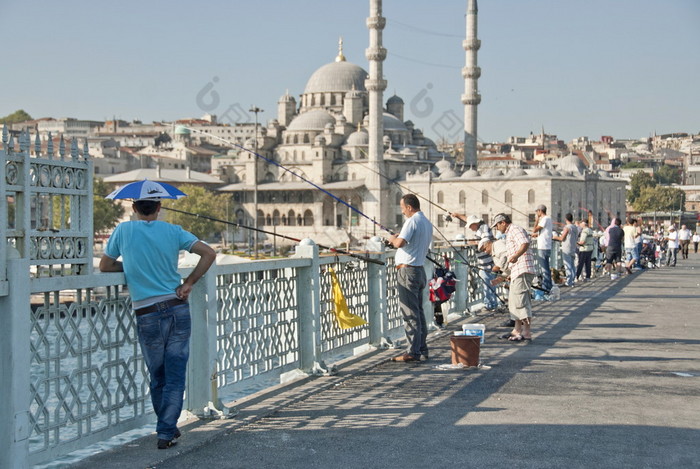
[605,250,621,264]
[625,248,639,262]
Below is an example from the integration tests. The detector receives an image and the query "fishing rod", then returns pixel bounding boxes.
[161,206,385,266]
[185,127,506,304]
[184,127,396,235]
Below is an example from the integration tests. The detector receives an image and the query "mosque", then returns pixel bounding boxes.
[212,0,626,248]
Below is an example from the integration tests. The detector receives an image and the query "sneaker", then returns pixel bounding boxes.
[157,438,178,450]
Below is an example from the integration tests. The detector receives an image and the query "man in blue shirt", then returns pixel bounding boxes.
[99,197,216,449]
[387,194,433,362]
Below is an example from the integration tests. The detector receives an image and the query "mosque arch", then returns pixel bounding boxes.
[281,214,287,226]
[265,214,272,225]
[293,135,298,144]
[287,210,296,226]
[459,190,466,205]
[257,210,265,227]
[505,190,513,205]
[272,210,280,226]
[297,214,302,226]
[303,134,310,144]
[528,189,535,204]
[482,190,489,205]
[437,191,444,204]
[303,209,314,226]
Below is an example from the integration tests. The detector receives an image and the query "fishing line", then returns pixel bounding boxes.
[161,206,385,266]
[183,127,397,235]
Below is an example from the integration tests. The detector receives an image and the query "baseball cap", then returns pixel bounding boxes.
[491,213,507,228]
[466,215,481,226]
[536,204,547,212]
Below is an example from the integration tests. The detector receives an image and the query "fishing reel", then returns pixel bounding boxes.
[443,213,453,223]
[382,237,394,248]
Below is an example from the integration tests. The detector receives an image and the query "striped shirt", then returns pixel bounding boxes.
[505,223,536,279]
[476,250,494,271]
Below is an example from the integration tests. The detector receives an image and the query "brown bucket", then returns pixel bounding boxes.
[450,335,480,367]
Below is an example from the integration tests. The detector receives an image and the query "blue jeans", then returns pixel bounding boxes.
[536,249,552,293]
[561,252,575,286]
[397,266,428,358]
[136,302,191,440]
[479,269,497,309]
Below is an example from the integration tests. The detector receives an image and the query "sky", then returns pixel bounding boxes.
[1,0,698,143]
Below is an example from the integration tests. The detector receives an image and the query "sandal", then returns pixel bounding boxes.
[499,332,515,340]
[508,334,524,342]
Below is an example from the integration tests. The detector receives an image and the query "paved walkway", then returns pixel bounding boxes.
[73,256,700,469]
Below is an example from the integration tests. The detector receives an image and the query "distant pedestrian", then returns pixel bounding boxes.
[678,224,691,259]
[604,218,623,277]
[492,213,536,342]
[99,197,216,449]
[622,218,639,275]
[693,231,700,254]
[553,213,578,287]
[532,204,553,299]
[666,225,679,267]
[476,236,498,312]
[388,194,433,362]
[576,220,594,281]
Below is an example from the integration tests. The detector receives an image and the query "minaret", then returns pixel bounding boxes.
[462,0,481,168]
[365,0,388,227]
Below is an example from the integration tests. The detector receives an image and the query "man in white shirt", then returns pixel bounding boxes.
[678,224,692,259]
[531,204,553,299]
[666,225,679,267]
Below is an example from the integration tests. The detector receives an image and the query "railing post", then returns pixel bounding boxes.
[185,267,223,417]
[452,246,469,314]
[293,239,328,374]
[368,237,391,347]
[0,254,31,469]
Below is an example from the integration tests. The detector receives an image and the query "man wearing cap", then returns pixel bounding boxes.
[532,204,553,299]
[450,212,492,241]
[553,213,578,286]
[492,213,536,341]
[666,225,679,266]
[99,197,216,449]
[387,194,433,362]
[476,236,498,312]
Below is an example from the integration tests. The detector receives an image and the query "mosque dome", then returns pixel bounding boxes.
[434,158,452,174]
[345,129,369,146]
[526,167,552,177]
[507,168,527,177]
[439,168,458,179]
[383,113,408,131]
[174,125,190,135]
[597,169,611,179]
[286,109,336,131]
[400,147,417,158]
[483,169,504,178]
[304,61,368,94]
[387,95,404,105]
[557,153,586,174]
[461,168,481,179]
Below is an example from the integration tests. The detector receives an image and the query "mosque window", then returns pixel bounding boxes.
[505,190,513,205]
[288,210,296,226]
[281,215,287,226]
[437,214,444,228]
[303,134,309,144]
[265,214,271,225]
[528,189,535,204]
[529,214,536,229]
[437,191,444,204]
[293,135,298,144]
[320,94,325,105]
[482,190,489,205]
[257,210,265,226]
[459,191,466,205]
[297,214,303,226]
[272,210,280,226]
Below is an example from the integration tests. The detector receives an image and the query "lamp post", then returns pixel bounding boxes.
[249,106,263,259]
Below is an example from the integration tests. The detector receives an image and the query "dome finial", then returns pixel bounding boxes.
[335,36,346,62]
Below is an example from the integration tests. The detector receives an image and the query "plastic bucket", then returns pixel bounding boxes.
[461,323,485,344]
[450,335,480,367]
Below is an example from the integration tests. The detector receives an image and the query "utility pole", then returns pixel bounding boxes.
[249,106,263,259]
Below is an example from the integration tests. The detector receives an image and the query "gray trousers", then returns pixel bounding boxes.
[397,266,428,358]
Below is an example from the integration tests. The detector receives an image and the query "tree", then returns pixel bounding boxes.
[0,109,32,125]
[93,178,125,235]
[162,185,228,240]
[655,164,681,185]
[633,186,685,212]
[627,171,656,206]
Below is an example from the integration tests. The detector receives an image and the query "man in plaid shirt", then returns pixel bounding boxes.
[492,213,536,341]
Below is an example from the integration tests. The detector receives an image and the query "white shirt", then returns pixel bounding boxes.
[693,234,700,243]
[395,211,433,266]
[678,228,692,241]
[536,215,553,250]
[667,231,679,249]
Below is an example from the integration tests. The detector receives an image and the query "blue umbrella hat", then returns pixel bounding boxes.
[105,179,187,201]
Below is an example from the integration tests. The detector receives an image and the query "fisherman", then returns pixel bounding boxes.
[387,194,433,362]
[449,212,492,241]
[99,197,216,449]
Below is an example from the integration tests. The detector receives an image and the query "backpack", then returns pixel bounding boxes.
[429,256,456,303]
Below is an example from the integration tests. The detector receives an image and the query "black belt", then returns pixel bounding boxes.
[134,298,187,316]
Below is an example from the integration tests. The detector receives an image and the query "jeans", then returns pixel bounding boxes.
[561,252,575,286]
[666,247,678,266]
[536,249,552,293]
[479,269,498,309]
[397,266,428,358]
[136,302,191,440]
